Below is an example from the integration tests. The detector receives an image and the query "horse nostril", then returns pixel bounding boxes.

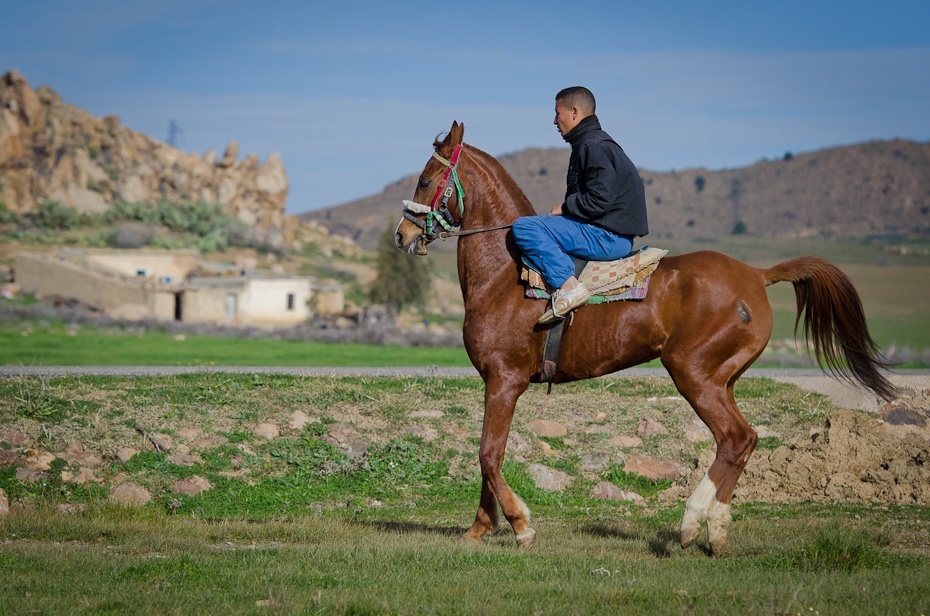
[394,232,403,248]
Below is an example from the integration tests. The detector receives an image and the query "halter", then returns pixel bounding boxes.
[403,144,466,240]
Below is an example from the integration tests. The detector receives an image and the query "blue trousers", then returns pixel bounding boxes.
[512,215,634,289]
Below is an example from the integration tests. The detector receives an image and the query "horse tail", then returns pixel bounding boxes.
[763,256,898,401]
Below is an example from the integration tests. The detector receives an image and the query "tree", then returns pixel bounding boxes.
[369,220,431,313]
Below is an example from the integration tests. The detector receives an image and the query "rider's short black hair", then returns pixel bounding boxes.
[555,86,596,115]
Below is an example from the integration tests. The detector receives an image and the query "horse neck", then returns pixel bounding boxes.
[457,146,535,295]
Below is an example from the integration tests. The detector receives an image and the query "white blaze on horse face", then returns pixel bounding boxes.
[402,200,431,214]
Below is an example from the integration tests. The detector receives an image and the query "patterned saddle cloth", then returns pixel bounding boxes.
[522,246,668,303]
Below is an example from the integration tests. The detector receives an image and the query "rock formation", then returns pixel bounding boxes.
[0,69,289,230]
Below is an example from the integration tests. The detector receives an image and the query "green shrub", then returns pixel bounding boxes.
[0,200,17,224]
[32,201,86,230]
[104,201,160,225]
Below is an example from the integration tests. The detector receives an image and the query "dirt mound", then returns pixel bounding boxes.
[663,389,930,505]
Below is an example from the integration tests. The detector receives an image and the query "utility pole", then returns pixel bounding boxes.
[167,120,183,147]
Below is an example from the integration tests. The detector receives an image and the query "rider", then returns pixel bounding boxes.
[512,86,649,324]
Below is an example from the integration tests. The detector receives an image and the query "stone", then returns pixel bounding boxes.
[172,475,212,496]
[624,455,686,480]
[190,435,229,449]
[525,419,567,438]
[22,448,55,470]
[610,435,643,448]
[287,411,314,431]
[176,427,200,440]
[109,482,151,507]
[0,488,9,516]
[58,442,102,467]
[579,452,613,472]
[253,423,280,440]
[591,482,647,505]
[636,417,668,437]
[218,141,239,167]
[526,464,571,491]
[409,410,444,419]
[63,469,101,484]
[326,423,361,447]
[148,434,173,451]
[0,430,32,447]
[168,453,203,466]
[406,425,438,442]
[346,439,369,461]
[255,152,288,194]
[0,449,20,468]
[116,447,138,463]
[16,468,48,483]
[507,432,532,455]
[683,420,713,443]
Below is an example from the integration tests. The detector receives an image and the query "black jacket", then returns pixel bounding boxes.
[561,115,648,237]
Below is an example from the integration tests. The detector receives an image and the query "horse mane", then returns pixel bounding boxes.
[459,143,538,220]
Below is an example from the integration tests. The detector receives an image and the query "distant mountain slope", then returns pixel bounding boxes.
[301,139,930,249]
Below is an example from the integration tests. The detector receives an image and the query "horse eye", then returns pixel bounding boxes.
[418,177,431,188]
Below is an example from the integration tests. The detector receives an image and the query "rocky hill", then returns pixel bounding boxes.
[302,137,930,250]
[0,70,289,230]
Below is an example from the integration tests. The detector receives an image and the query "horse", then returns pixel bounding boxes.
[393,121,897,555]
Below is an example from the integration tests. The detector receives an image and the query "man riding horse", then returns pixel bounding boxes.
[512,86,649,324]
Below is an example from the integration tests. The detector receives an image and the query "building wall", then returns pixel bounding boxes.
[16,253,146,307]
[180,280,246,326]
[84,250,199,283]
[315,287,345,316]
[241,278,312,327]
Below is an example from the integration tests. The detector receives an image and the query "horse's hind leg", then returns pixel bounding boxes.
[673,373,758,555]
[463,373,535,548]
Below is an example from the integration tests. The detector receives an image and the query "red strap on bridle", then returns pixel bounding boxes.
[429,144,463,211]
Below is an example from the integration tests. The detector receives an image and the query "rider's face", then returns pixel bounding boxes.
[554,100,581,136]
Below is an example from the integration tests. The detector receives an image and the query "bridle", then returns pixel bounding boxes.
[403,144,511,242]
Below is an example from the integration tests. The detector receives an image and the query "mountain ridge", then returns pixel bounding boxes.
[301,138,930,250]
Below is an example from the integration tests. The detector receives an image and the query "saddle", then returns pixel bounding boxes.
[521,246,668,303]
[523,246,668,389]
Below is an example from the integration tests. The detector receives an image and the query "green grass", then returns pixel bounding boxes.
[1,374,928,613]
[0,321,472,367]
[0,505,927,615]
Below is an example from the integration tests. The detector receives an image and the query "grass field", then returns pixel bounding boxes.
[1,374,928,614]
[0,320,473,367]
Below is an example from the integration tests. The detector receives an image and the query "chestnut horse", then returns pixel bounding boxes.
[394,122,896,555]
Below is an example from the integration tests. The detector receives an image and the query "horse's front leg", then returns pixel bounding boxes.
[462,373,535,548]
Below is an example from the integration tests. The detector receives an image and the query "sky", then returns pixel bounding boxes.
[2,1,929,215]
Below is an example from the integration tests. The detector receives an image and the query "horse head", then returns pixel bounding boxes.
[394,121,466,255]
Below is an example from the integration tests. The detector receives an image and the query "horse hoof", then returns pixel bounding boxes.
[710,535,729,556]
[460,534,483,547]
[680,525,700,549]
[516,528,537,549]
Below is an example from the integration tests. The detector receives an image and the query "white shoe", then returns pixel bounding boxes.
[537,282,591,324]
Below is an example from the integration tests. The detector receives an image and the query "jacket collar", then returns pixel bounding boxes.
[563,114,601,146]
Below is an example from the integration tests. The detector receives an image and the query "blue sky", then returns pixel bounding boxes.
[3,0,929,214]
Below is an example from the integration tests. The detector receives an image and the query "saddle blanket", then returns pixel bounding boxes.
[522,246,668,303]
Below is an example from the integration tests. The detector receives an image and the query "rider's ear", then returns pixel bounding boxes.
[438,121,465,158]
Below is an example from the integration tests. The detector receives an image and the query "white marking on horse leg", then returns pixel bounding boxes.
[680,474,717,548]
[707,498,732,555]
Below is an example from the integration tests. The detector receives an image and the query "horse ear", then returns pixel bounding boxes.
[437,121,465,158]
